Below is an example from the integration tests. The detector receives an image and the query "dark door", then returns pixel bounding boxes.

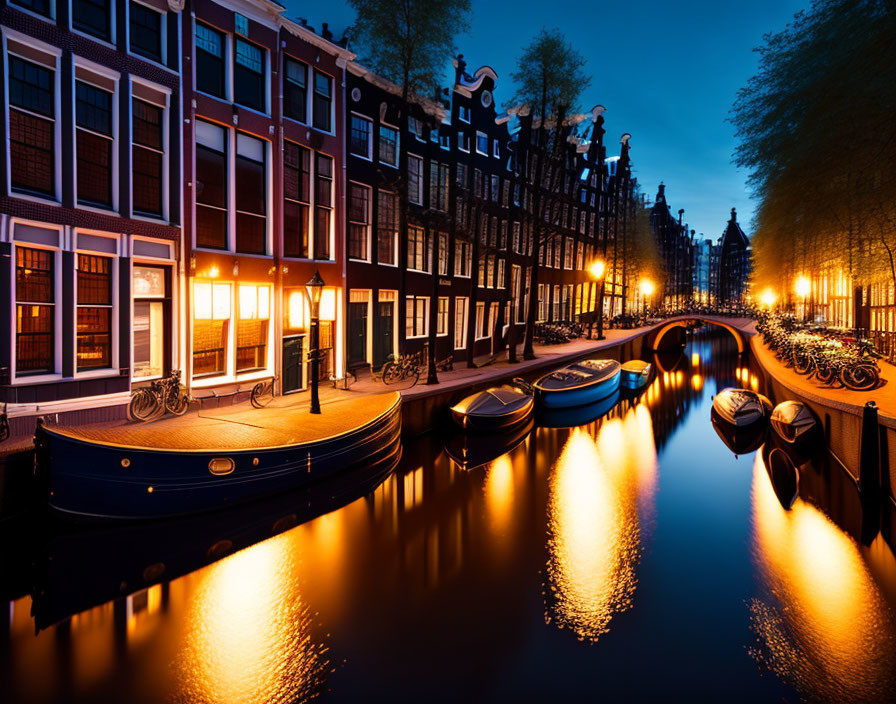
[282,335,304,394]
[373,302,393,368]
[348,302,368,365]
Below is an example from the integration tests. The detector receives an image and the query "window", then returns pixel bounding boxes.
[438,233,449,276]
[499,221,508,249]
[407,226,429,272]
[430,162,449,212]
[377,191,398,266]
[473,169,482,196]
[283,141,311,257]
[458,105,470,123]
[348,182,371,261]
[314,153,333,259]
[312,71,332,131]
[236,285,270,372]
[379,125,398,167]
[408,116,423,140]
[475,301,486,339]
[454,240,471,277]
[454,297,468,349]
[15,247,54,374]
[456,162,468,188]
[408,155,423,205]
[486,255,494,288]
[234,38,264,111]
[132,265,167,379]
[512,222,521,253]
[564,237,574,269]
[437,297,449,335]
[132,99,164,217]
[73,0,111,40]
[553,285,561,320]
[350,114,372,158]
[497,258,506,288]
[493,140,500,158]
[537,284,548,322]
[235,133,266,254]
[490,174,499,202]
[476,131,488,155]
[195,23,225,98]
[406,296,428,338]
[283,58,307,122]
[192,282,230,377]
[8,56,55,198]
[76,81,113,208]
[130,2,162,62]
[76,254,113,371]
[195,120,228,249]
[11,0,51,16]
[458,132,470,152]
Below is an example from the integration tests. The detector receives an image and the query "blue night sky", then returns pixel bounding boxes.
[287,0,808,241]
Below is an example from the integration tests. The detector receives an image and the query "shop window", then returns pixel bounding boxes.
[348,182,371,261]
[15,247,54,374]
[76,254,113,371]
[312,70,332,131]
[195,121,228,249]
[377,191,398,266]
[130,2,162,62]
[192,282,230,377]
[283,141,311,257]
[73,0,111,40]
[132,265,167,379]
[195,23,225,98]
[284,58,307,122]
[235,133,266,254]
[76,81,113,208]
[314,153,332,259]
[132,98,164,217]
[236,285,270,372]
[8,56,55,198]
[234,38,264,111]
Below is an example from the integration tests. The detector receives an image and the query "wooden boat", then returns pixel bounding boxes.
[711,388,772,427]
[34,394,402,520]
[537,389,620,429]
[534,359,621,409]
[770,401,819,445]
[710,407,768,455]
[620,360,652,390]
[449,382,534,432]
[444,418,534,470]
[763,445,800,510]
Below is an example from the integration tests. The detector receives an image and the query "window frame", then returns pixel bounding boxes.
[130,79,170,221]
[233,36,266,113]
[75,250,116,374]
[128,0,166,65]
[194,21,227,100]
[311,69,333,132]
[378,123,399,168]
[73,66,120,212]
[405,295,429,339]
[475,131,488,155]
[283,56,308,124]
[407,153,424,206]
[71,0,115,44]
[347,180,372,262]
[349,112,373,160]
[13,241,60,380]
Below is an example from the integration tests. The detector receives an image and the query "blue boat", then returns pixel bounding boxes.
[620,360,652,390]
[534,359,621,409]
[537,389,621,429]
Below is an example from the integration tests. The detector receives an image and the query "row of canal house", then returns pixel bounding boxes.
[0,0,636,432]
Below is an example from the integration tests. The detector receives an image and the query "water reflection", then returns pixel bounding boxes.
[749,451,896,702]
[545,404,658,642]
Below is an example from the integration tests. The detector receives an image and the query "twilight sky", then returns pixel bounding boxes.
[287,0,807,241]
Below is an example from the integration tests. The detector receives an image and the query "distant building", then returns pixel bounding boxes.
[692,238,718,304]
[717,208,751,304]
[650,184,694,307]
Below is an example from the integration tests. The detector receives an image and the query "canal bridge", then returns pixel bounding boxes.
[647,315,755,354]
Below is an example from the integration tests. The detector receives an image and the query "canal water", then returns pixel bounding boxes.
[2,329,896,703]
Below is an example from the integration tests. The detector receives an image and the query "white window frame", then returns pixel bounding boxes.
[130,76,172,223]
[126,0,169,69]
[475,130,488,155]
[73,233,120,379]
[437,296,449,336]
[407,225,429,273]
[454,297,468,349]
[492,140,500,158]
[454,239,471,278]
[475,300,487,340]
[378,122,399,168]
[70,0,117,47]
[347,180,372,263]
[408,153,424,205]
[349,112,373,160]
[193,19,231,103]
[405,295,429,339]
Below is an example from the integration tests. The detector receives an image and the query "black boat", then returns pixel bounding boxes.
[711,388,772,427]
[762,444,800,510]
[444,418,534,470]
[710,407,768,455]
[450,382,534,432]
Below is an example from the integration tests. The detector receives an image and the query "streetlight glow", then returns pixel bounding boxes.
[794,277,811,298]
[760,288,777,307]
[639,279,655,297]
[589,259,606,280]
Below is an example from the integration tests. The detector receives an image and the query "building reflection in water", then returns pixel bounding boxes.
[749,451,896,702]
[545,403,658,642]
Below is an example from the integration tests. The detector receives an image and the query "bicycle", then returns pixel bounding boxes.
[250,377,276,408]
[128,370,191,422]
[381,352,422,387]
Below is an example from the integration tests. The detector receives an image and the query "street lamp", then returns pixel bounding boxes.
[640,278,656,314]
[305,269,325,414]
[760,288,777,309]
[589,259,607,340]
[795,276,811,321]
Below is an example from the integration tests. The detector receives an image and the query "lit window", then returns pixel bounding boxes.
[437,297,449,336]
[15,246,54,374]
[406,296,429,338]
[236,285,270,372]
[192,282,231,377]
[76,254,113,371]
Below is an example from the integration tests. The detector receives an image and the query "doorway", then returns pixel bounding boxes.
[282,334,305,394]
[348,301,368,366]
[373,301,394,368]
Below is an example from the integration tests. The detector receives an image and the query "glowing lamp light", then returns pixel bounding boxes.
[589,260,607,280]
[639,279,655,297]
[287,291,309,331]
[305,270,325,316]
[760,288,777,308]
[795,277,811,298]
[319,288,337,322]
[208,265,219,279]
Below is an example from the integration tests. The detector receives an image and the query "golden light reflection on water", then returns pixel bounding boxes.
[545,405,658,642]
[176,531,330,704]
[485,454,515,542]
[749,452,896,702]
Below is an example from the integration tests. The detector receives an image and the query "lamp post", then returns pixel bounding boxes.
[589,259,607,340]
[305,270,325,414]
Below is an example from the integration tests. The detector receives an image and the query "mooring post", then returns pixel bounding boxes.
[860,401,881,507]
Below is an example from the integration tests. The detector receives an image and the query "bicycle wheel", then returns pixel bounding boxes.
[250,381,274,408]
[381,362,401,384]
[792,351,812,375]
[407,365,421,388]
[815,362,837,386]
[841,364,879,391]
[165,386,191,416]
[129,388,160,422]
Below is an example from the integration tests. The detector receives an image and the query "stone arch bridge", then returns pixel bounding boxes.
[646,315,755,354]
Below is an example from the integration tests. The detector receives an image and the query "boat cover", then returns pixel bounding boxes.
[713,388,771,427]
[537,359,620,391]
[452,386,531,417]
[770,401,816,442]
[621,360,651,374]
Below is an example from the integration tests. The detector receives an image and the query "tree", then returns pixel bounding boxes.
[508,29,591,358]
[348,0,472,383]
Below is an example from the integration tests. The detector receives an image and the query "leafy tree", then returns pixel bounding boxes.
[348,0,472,383]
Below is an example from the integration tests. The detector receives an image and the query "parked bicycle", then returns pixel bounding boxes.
[381,351,422,387]
[250,377,276,408]
[128,370,191,421]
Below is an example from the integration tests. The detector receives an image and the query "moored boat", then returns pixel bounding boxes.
[450,382,534,432]
[763,445,800,510]
[537,389,621,429]
[710,407,768,455]
[534,359,621,409]
[770,400,819,446]
[711,388,772,427]
[620,360,652,390]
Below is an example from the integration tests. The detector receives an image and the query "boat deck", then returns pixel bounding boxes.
[45,392,401,452]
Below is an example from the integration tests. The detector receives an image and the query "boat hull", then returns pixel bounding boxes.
[711,408,768,455]
[449,393,534,432]
[537,372,620,409]
[37,397,402,520]
[537,389,621,429]
[620,361,652,390]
